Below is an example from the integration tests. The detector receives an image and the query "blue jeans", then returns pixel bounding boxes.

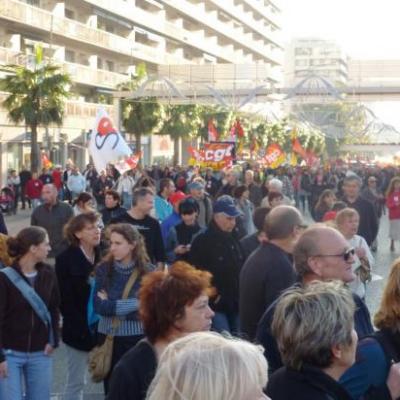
[212,312,239,335]
[0,350,52,400]
[121,192,132,209]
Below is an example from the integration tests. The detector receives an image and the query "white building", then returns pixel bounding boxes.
[0,0,283,176]
[285,38,348,86]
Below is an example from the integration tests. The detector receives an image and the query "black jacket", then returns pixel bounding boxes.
[0,263,60,363]
[106,339,157,400]
[256,287,373,376]
[189,220,245,314]
[267,364,353,400]
[55,246,99,351]
[239,242,295,341]
[101,205,126,226]
[342,196,378,246]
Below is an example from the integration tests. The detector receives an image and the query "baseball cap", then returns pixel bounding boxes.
[169,191,187,206]
[213,195,242,217]
[188,181,204,191]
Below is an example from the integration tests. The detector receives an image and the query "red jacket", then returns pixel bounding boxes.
[52,170,62,190]
[26,179,43,199]
[386,191,400,220]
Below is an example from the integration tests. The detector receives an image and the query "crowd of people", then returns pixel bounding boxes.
[1,160,400,399]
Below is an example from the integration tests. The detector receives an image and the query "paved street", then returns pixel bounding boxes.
[4,208,399,399]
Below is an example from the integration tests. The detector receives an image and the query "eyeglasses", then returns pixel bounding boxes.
[296,223,308,230]
[311,247,355,262]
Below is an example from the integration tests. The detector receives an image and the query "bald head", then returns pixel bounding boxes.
[294,225,355,283]
[264,205,303,240]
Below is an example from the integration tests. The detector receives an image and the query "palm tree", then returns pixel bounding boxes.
[159,104,202,165]
[118,63,163,156]
[0,46,71,172]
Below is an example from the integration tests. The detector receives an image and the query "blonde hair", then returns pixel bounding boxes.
[335,207,359,227]
[374,258,400,331]
[146,332,268,400]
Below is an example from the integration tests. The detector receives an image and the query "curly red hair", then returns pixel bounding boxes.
[139,261,214,343]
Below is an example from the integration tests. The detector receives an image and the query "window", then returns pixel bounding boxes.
[65,50,75,63]
[65,9,75,19]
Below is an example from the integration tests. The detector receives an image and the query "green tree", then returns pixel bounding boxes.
[118,63,163,156]
[198,106,235,141]
[159,104,202,165]
[0,46,71,172]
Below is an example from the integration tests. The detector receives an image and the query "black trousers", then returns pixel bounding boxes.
[98,333,144,394]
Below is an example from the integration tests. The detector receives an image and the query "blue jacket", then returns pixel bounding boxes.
[340,336,392,400]
[161,211,181,245]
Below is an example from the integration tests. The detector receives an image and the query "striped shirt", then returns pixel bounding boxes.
[94,261,146,337]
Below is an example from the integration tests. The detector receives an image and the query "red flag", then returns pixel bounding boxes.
[126,152,142,169]
[292,137,308,159]
[208,119,218,142]
[235,119,244,138]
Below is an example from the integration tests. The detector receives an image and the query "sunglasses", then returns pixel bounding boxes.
[312,247,355,262]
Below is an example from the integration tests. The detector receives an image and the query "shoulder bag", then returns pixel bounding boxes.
[88,268,139,382]
[0,267,55,346]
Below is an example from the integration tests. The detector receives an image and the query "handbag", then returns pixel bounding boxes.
[356,256,372,284]
[355,237,372,284]
[88,268,139,383]
[0,267,55,346]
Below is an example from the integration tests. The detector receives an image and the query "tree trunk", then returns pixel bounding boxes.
[173,136,180,166]
[31,124,39,173]
[135,132,142,165]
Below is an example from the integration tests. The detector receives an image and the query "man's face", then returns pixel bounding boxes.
[214,213,236,232]
[309,232,356,283]
[105,194,119,209]
[137,194,154,215]
[245,171,254,185]
[343,180,360,199]
[368,178,377,188]
[190,188,203,200]
[165,181,175,197]
[41,185,57,205]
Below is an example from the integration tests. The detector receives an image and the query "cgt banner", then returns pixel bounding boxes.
[263,144,286,168]
[188,142,234,170]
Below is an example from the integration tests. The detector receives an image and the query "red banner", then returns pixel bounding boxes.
[188,143,234,170]
[263,144,286,168]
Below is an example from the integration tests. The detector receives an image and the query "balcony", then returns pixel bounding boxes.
[0,46,128,90]
[161,0,281,65]
[84,0,237,62]
[0,0,180,65]
[63,63,128,89]
[209,0,282,48]
[243,0,282,28]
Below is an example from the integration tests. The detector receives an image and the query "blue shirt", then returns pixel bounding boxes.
[154,195,173,222]
[161,211,181,245]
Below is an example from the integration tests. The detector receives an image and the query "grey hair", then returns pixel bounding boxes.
[146,332,268,400]
[268,178,283,191]
[272,280,355,370]
[343,175,362,186]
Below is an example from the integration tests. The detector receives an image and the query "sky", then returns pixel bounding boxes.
[279,0,400,130]
[281,0,400,59]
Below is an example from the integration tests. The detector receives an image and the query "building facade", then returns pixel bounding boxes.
[285,38,348,86]
[0,0,283,180]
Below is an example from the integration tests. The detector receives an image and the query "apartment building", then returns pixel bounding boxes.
[285,38,348,86]
[0,0,283,174]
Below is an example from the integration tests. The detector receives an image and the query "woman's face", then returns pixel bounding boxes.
[109,232,136,264]
[270,196,283,208]
[242,190,250,200]
[325,194,336,208]
[175,294,214,333]
[339,216,359,237]
[75,222,101,248]
[181,212,197,226]
[32,235,51,262]
[394,181,400,191]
